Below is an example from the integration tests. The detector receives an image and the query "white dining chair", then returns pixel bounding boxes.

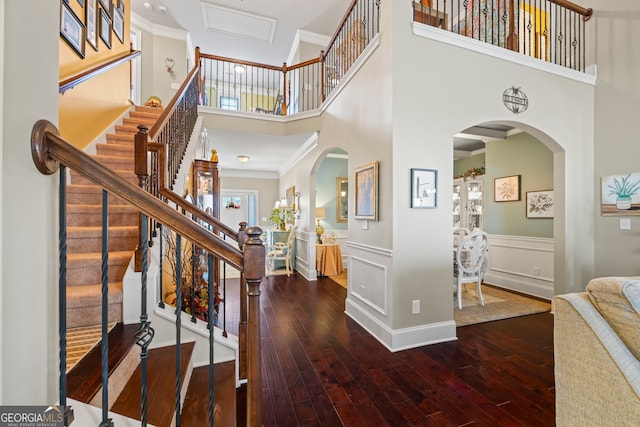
[454,230,488,309]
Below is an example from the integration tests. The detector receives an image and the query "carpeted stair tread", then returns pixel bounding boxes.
[106,133,136,143]
[67,226,137,253]
[66,251,132,285]
[67,204,138,227]
[129,110,162,120]
[67,184,129,205]
[134,105,164,115]
[67,282,123,307]
[92,154,135,168]
[96,142,134,156]
[115,124,141,134]
[123,117,157,126]
[70,169,139,186]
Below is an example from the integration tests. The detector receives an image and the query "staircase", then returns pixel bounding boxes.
[66,105,163,328]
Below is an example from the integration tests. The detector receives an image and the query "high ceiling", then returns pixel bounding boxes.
[130,1,515,174]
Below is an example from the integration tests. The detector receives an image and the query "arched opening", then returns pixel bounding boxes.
[452,121,562,323]
[309,147,350,285]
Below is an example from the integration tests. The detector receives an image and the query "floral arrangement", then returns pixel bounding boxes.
[162,229,222,323]
[455,166,485,180]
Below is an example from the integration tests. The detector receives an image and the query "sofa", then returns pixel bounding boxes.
[554,277,640,426]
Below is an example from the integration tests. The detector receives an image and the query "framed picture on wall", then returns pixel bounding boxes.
[494,175,521,202]
[99,6,111,49]
[112,5,124,43]
[411,168,437,208]
[354,161,378,220]
[99,0,111,17]
[60,1,86,58]
[526,190,554,218]
[86,0,98,51]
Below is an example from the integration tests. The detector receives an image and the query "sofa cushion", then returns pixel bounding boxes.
[587,277,640,360]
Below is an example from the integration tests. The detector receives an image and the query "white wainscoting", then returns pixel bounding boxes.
[483,234,554,300]
[294,230,317,281]
[345,241,456,352]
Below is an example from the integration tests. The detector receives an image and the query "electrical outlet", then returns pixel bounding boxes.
[362,220,369,230]
[412,300,420,314]
[620,218,631,230]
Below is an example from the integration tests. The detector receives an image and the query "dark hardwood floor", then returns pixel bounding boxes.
[222,273,555,427]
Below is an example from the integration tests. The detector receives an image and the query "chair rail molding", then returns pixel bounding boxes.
[483,234,554,300]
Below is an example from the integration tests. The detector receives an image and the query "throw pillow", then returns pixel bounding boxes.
[587,277,640,360]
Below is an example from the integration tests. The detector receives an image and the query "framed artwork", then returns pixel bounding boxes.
[336,177,348,223]
[60,2,86,58]
[99,7,111,49]
[601,172,640,216]
[86,0,98,51]
[112,5,124,43]
[99,0,111,18]
[411,168,437,208]
[526,190,554,218]
[77,0,85,6]
[494,175,521,202]
[355,161,378,220]
[117,0,125,13]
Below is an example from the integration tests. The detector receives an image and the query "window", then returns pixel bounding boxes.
[219,96,239,111]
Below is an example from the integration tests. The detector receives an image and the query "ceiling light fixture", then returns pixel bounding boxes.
[237,155,250,163]
[234,64,246,73]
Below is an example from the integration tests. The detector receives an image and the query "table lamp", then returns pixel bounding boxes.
[315,207,326,244]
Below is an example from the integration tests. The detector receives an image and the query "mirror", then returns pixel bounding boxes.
[285,186,296,211]
[336,177,348,223]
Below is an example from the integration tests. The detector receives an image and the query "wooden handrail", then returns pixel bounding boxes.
[31,119,245,271]
[550,0,592,20]
[148,65,200,140]
[326,0,359,54]
[286,57,321,72]
[59,50,141,94]
[159,188,240,242]
[198,53,283,72]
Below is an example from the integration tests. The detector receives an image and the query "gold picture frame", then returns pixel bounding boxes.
[355,161,378,220]
[285,186,296,211]
[336,177,348,223]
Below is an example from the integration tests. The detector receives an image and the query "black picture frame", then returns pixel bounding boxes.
[411,168,438,208]
[99,0,111,18]
[112,5,124,43]
[117,0,124,13]
[77,0,85,7]
[60,1,86,58]
[99,6,111,49]
[85,0,98,51]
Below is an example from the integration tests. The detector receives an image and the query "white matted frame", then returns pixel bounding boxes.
[411,168,437,208]
[494,175,521,202]
[526,190,554,218]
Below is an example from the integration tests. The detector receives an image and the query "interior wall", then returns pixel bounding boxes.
[390,0,594,336]
[454,153,485,177]
[589,0,640,277]
[152,35,188,108]
[485,132,554,238]
[3,0,59,403]
[220,175,279,230]
[316,156,348,230]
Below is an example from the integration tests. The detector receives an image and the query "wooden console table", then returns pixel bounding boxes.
[316,244,343,277]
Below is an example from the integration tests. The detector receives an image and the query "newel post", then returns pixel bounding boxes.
[243,226,264,427]
[134,124,149,272]
[281,62,288,116]
[237,221,249,379]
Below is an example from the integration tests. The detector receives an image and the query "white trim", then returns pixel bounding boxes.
[412,22,597,86]
[349,256,388,315]
[327,153,348,160]
[346,240,392,257]
[198,105,321,123]
[345,299,457,352]
[131,12,189,41]
[287,29,331,65]
[279,131,319,176]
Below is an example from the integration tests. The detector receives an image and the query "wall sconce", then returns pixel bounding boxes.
[294,192,301,219]
[165,57,175,74]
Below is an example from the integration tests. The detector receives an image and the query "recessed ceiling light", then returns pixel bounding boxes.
[237,155,250,163]
[143,2,152,9]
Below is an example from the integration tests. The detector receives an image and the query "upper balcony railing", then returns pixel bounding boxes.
[412,0,592,71]
[197,0,381,116]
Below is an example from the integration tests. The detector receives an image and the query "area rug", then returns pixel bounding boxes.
[455,284,551,327]
[329,270,348,289]
[66,322,116,372]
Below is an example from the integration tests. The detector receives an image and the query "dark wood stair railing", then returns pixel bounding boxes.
[31,119,264,426]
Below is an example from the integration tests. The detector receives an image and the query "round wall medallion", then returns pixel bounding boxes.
[503,86,528,114]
